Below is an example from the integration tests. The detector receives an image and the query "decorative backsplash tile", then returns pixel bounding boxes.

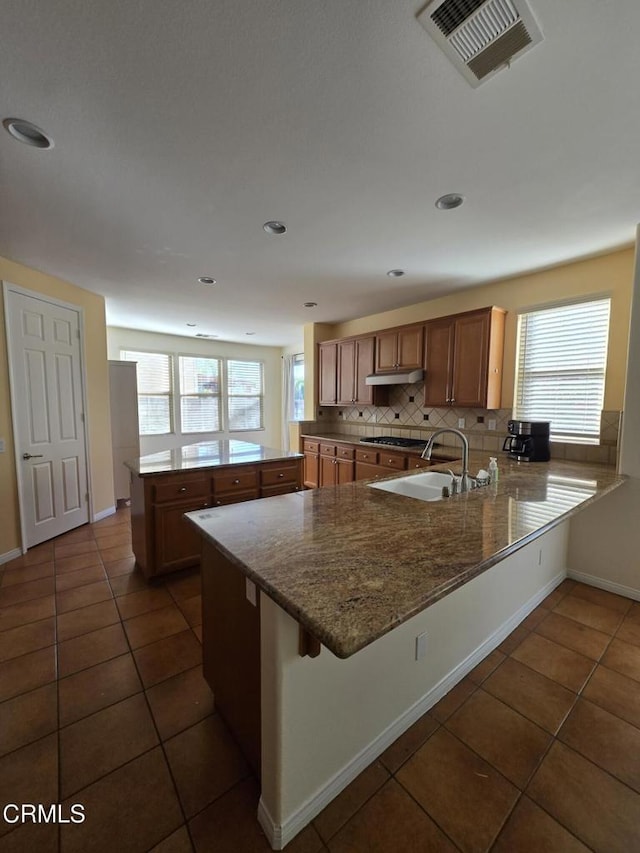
[307,394,621,467]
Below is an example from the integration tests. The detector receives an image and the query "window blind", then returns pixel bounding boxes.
[514,298,610,443]
[227,360,264,431]
[120,350,173,435]
[179,356,221,433]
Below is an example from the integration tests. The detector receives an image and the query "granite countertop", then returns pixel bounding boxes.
[125,439,302,476]
[186,452,624,659]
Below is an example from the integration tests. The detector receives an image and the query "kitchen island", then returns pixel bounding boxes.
[187,453,624,848]
[126,439,303,578]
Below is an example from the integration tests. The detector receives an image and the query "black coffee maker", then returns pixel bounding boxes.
[503,420,550,462]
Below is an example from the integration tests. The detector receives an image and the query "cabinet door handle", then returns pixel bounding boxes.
[233,479,240,484]
[178,486,187,492]
[278,473,284,478]
[362,454,368,459]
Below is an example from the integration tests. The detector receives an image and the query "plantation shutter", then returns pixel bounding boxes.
[120,350,173,435]
[514,299,610,443]
[228,360,264,430]
[179,356,221,433]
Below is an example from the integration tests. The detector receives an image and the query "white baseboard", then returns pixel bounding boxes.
[0,548,23,566]
[567,569,640,602]
[258,569,566,850]
[91,505,116,523]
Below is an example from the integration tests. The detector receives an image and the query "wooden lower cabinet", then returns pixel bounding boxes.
[302,437,440,488]
[131,458,302,578]
[201,539,261,775]
[153,496,211,574]
[304,450,320,488]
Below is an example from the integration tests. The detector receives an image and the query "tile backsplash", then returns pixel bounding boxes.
[302,383,621,466]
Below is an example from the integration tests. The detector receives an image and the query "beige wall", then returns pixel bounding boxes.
[0,256,113,557]
[324,247,634,411]
[107,327,284,455]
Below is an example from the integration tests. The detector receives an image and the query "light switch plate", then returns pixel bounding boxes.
[488,419,497,431]
[457,418,465,429]
[0,439,4,453]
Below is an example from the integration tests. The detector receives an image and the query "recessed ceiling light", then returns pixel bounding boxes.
[303,302,317,308]
[186,323,196,327]
[197,276,216,285]
[246,332,255,336]
[195,333,218,338]
[3,118,54,149]
[387,269,405,278]
[435,193,465,210]
[263,221,287,235]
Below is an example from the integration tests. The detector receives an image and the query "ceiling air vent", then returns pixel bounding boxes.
[417,0,543,88]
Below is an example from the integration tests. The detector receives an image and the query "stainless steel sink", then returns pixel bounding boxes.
[368,471,453,502]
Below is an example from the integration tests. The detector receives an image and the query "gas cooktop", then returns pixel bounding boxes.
[360,436,428,449]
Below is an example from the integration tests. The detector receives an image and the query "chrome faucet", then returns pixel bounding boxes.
[421,428,472,492]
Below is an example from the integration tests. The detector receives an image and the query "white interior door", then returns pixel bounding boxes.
[5,286,89,547]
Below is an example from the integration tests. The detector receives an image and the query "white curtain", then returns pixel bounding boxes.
[281,355,295,450]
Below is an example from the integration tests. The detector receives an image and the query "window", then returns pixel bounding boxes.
[514,298,611,443]
[227,360,264,430]
[179,356,221,433]
[121,350,173,435]
[292,354,305,421]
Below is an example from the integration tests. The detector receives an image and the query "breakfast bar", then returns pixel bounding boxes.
[187,453,624,848]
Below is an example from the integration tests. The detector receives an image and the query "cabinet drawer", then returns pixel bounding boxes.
[320,443,336,457]
[213,469,258,494]
[261,464,300,487]
[355,448,378,464]
[212,490,258,506]
[407,456,432,470]
[153,478,209,503]
[335,444,355,460]
[261,482,300,498]
[355,462,386,481]
[378,453,407,471]
[303,439,319,454]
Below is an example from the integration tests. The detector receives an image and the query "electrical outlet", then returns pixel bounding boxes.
[457,418,465,429]
[488,419,497,430]
[245,578,257,606]
[415,632,428,661]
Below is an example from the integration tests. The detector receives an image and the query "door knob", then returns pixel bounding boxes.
[22,453,44,460]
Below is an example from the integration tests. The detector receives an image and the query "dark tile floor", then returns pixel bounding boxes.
[1,508,640,851]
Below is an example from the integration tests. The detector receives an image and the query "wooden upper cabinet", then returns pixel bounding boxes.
[424,307,506,409]
[354,337,376,404]
[375,326,424,373]
[318,342,338,405]
[337,336,379,405]
[318,335,385,407]
[337,339,357,405]
[423,318,455,407]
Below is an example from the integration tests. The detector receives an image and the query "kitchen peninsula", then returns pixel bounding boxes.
[187,453,624,849]
[126,440,303,578]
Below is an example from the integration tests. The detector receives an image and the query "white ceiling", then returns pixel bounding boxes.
[1,1,639,347]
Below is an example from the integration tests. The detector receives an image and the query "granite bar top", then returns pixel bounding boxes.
[186,453,624,659]
[125,439,302,476]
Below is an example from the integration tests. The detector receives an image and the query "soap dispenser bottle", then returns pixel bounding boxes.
[488,457,499,484]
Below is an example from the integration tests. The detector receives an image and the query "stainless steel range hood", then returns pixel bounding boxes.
[365,368,424,386]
